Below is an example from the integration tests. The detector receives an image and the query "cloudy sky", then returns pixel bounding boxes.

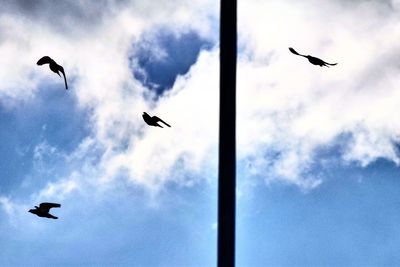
[1,0,400,266]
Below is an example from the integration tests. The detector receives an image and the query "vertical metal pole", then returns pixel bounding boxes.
[218,0,237,266]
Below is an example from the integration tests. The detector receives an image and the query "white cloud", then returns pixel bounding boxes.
[2,0,400,208]
[0,196,30,226]
[236,0,400,188]
[0,0,219,203]
[96,49,219,189]
[0,196,15,216]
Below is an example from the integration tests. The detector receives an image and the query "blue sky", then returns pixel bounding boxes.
[1,0,400,266]
[237,160,400,266]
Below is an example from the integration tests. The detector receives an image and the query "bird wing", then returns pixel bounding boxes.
[289,47,306,57]
[154,116,171,127]
[39,202,61,212]
[37,56,53,65]
[58,66,68,90]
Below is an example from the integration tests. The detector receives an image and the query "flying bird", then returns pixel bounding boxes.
[142,112,171,128]
[37,56,68,89]
[29,202,61,219]
[289,47,337,67]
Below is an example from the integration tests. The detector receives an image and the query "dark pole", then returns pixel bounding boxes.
[218,0,237,266]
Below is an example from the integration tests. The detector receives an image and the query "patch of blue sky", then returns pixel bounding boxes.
[131,30,213,96]
[0,178,217,266]
[0,84,91,195]
[237,158,400,266]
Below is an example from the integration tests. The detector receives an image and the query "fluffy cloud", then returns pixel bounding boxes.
[2,0,400,207]
[235,0,400,189]
[0,0,219,206]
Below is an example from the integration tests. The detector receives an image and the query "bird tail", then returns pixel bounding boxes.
[63,73,68,90]
[160,120,171,127]
[323,62,337,67]
[60,68,68,90]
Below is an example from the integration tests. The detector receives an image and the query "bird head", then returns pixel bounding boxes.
[28,209,37,214]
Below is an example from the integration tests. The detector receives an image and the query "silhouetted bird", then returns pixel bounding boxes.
[289,47,337,67]
[37,56,68,89]
[142,112,171,128]
[29,202,61,219]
